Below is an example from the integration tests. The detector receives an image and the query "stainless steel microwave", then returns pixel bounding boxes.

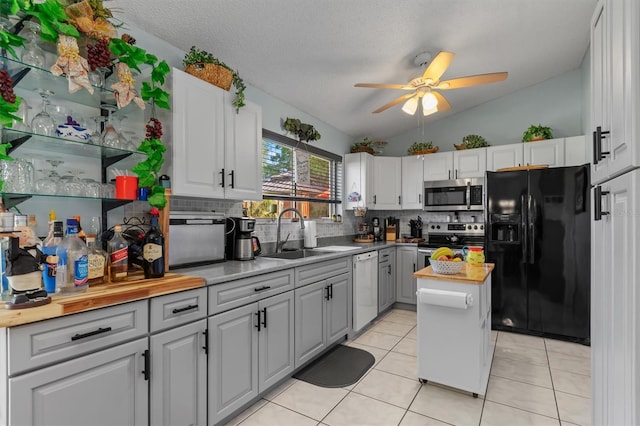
[423,177,485,211]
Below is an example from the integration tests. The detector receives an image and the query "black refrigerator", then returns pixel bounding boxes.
[485,165,590,344]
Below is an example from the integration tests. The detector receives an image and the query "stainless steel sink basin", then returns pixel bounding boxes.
[261,249,330,259]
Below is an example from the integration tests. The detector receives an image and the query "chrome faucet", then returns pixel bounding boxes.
[276,208,305,253]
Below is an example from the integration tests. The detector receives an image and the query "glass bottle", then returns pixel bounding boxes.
[108,224,128,282]
[86,236,107,285]
[142,209,165,279]
[42,220,63,294]
[56,218,88,294]
[73,215,86,242]
[20,21,46,68]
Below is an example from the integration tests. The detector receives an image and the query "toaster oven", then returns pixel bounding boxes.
[169,211,226,268]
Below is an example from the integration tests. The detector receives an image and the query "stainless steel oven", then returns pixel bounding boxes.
[423,178,484,211]
[418,222,485,269]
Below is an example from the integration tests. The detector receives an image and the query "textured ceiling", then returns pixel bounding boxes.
[108,0,597,141]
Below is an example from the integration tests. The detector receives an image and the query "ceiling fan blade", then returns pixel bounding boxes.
[422,51,455,82]
[355,83,413,90]
[373,93,416,113]
[436,72,508,90]
[432,91,451,112]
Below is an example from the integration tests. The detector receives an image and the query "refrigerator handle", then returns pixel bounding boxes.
[528,195,536,264]
[521,193,528,261]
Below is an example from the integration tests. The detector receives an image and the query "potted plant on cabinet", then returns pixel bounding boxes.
[408,141,439,155]
[350,137,375,154]
[522,124,553,142]
[183,46,246,112]
[455,134,489,150]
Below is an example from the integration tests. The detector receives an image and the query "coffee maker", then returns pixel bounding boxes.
[226,217,261,261]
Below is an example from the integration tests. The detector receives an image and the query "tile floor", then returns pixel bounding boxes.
[225,309,592,426]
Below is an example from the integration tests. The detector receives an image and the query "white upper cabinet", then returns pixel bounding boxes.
[591,0,640,184]
[372,156,402,210]
[523,138,565,167]
[344,152,374,210]
[486,144,524,171]
[401,156,424,209]
[564,135,588,167]
[453,148,487,179]
[172,68,262,200]
[423,151,454,181]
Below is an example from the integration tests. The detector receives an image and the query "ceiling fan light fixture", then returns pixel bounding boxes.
[402,96,419,115]
[422,92,438,110]
[423,105,438,116]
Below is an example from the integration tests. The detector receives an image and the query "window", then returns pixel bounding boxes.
[246,129,342,219]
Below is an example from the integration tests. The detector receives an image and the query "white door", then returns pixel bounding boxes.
[564,135,588,167]
[591,0,609,184]
[373,156,401,209]
[258,292,295,392]
[523,138,565,167]
[401,156,424,209]
[453,148,486,179]
[486,144,524,171]
[172,68,225,198]
[423,152,454,181]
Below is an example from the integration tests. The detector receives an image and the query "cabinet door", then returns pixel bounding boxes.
[486,144,524,171]
[453,148,486,179]
[372,156,401,210]
[401,156,424,209]
[150,320,207,426]
[344,153,374,209]
[326,272,351,345]
[172,68,225,198]
[423,152,454,181]
[396,246,417,304]
[592,170,640,426]
[258,291,295,392]
[294,280,326,368]
[523,138,565,167]
[564,135,588,167]
[224,98,263,200]
[10,338,148,426]
[209,303,259,424]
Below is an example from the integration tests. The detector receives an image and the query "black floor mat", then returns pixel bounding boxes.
[293,344,375,388]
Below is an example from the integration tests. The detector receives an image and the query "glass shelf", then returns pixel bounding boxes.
[2,192,134,210]
[2,54,141,111]
[2,128,146,162]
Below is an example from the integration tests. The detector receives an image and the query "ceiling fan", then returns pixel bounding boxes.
[354,51,508,116]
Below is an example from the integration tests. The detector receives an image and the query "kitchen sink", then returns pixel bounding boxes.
[261,249,331,259]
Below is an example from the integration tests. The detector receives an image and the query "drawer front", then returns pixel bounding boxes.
[378,248,394,263]
[209,269,294,314]
[150,287,208,333]
[295,257,352,288]
[8,300,148,376]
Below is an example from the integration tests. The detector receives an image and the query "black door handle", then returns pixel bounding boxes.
[254,285,271,292]
[325,285,330,300]
[202,329,208,355]
[71,327,112,341]
[141,349,150,381]
[329,283,333,300]
[261,307,267,328]
[229,170,235,188]
[594,186,610,221]
[255,311,261,332]
[594,126,611,163]
[172,304,198,314]
[220,168,225,187]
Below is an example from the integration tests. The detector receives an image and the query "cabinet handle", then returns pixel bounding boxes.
[413,263,416,272]
[455,169,458,179]
[594,186,610,221]
[141,349,150,381]
[373,195,377,204]
[71,326,112,341]
[255,311,261,332]
[254,285,271,292]
[388,264,391,275]
[418,194,421,203]
[329,283,333,300]
[172,304,198,314]
[594,126,611,164]
[325,285,331,300]
[398,195,401,205]
[229,170,235,188]
[262,307,267,328]
[202,329,208,355]
[220,168,225,187]
[448,170,451,179]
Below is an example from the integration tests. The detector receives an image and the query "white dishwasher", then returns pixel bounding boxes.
[353,251,378,333]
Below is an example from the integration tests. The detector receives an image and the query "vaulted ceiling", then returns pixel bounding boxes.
[109,0,597,141]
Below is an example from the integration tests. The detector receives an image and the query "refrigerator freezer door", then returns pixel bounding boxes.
[526,166,590,340]
[486,171,528,330]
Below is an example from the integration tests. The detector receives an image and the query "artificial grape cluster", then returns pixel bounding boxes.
[0,70,16,103]
[145,118,163,139]
[87,39,111,71]
[121,33,136,45]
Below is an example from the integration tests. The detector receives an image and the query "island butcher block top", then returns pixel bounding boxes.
[0,273,205,327]
[414,263,495,284]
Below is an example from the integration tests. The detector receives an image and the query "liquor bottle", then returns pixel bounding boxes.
[42,220,63,294]
[108,224,128,282]
[142,208,165,279]
[73,215,86,242]
[55,218,88,294]
[86,236,107,285]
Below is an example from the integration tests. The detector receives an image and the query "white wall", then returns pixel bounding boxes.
[383,67,586,156]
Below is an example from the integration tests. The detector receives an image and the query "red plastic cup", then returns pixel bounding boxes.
[115,176,138,200]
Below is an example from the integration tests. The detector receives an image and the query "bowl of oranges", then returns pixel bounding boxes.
[430,247,464,274]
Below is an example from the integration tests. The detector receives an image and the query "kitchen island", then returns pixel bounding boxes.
[413,263,494,397]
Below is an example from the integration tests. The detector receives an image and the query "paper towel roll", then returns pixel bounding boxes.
[304,221,317,248]
[416,288,473,309]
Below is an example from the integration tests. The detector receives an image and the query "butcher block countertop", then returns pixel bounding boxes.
[414,263,495,284]
[0,273,205,327]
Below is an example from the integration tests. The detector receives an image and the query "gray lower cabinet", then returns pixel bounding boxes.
[294,272,351,369]
[150,319,207,426]
[378,248,396,312]
[209,291,294,425]
[396,246,418,304]
[9,337,148,425]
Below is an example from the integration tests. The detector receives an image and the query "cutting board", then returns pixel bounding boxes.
[497,164,549,172]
